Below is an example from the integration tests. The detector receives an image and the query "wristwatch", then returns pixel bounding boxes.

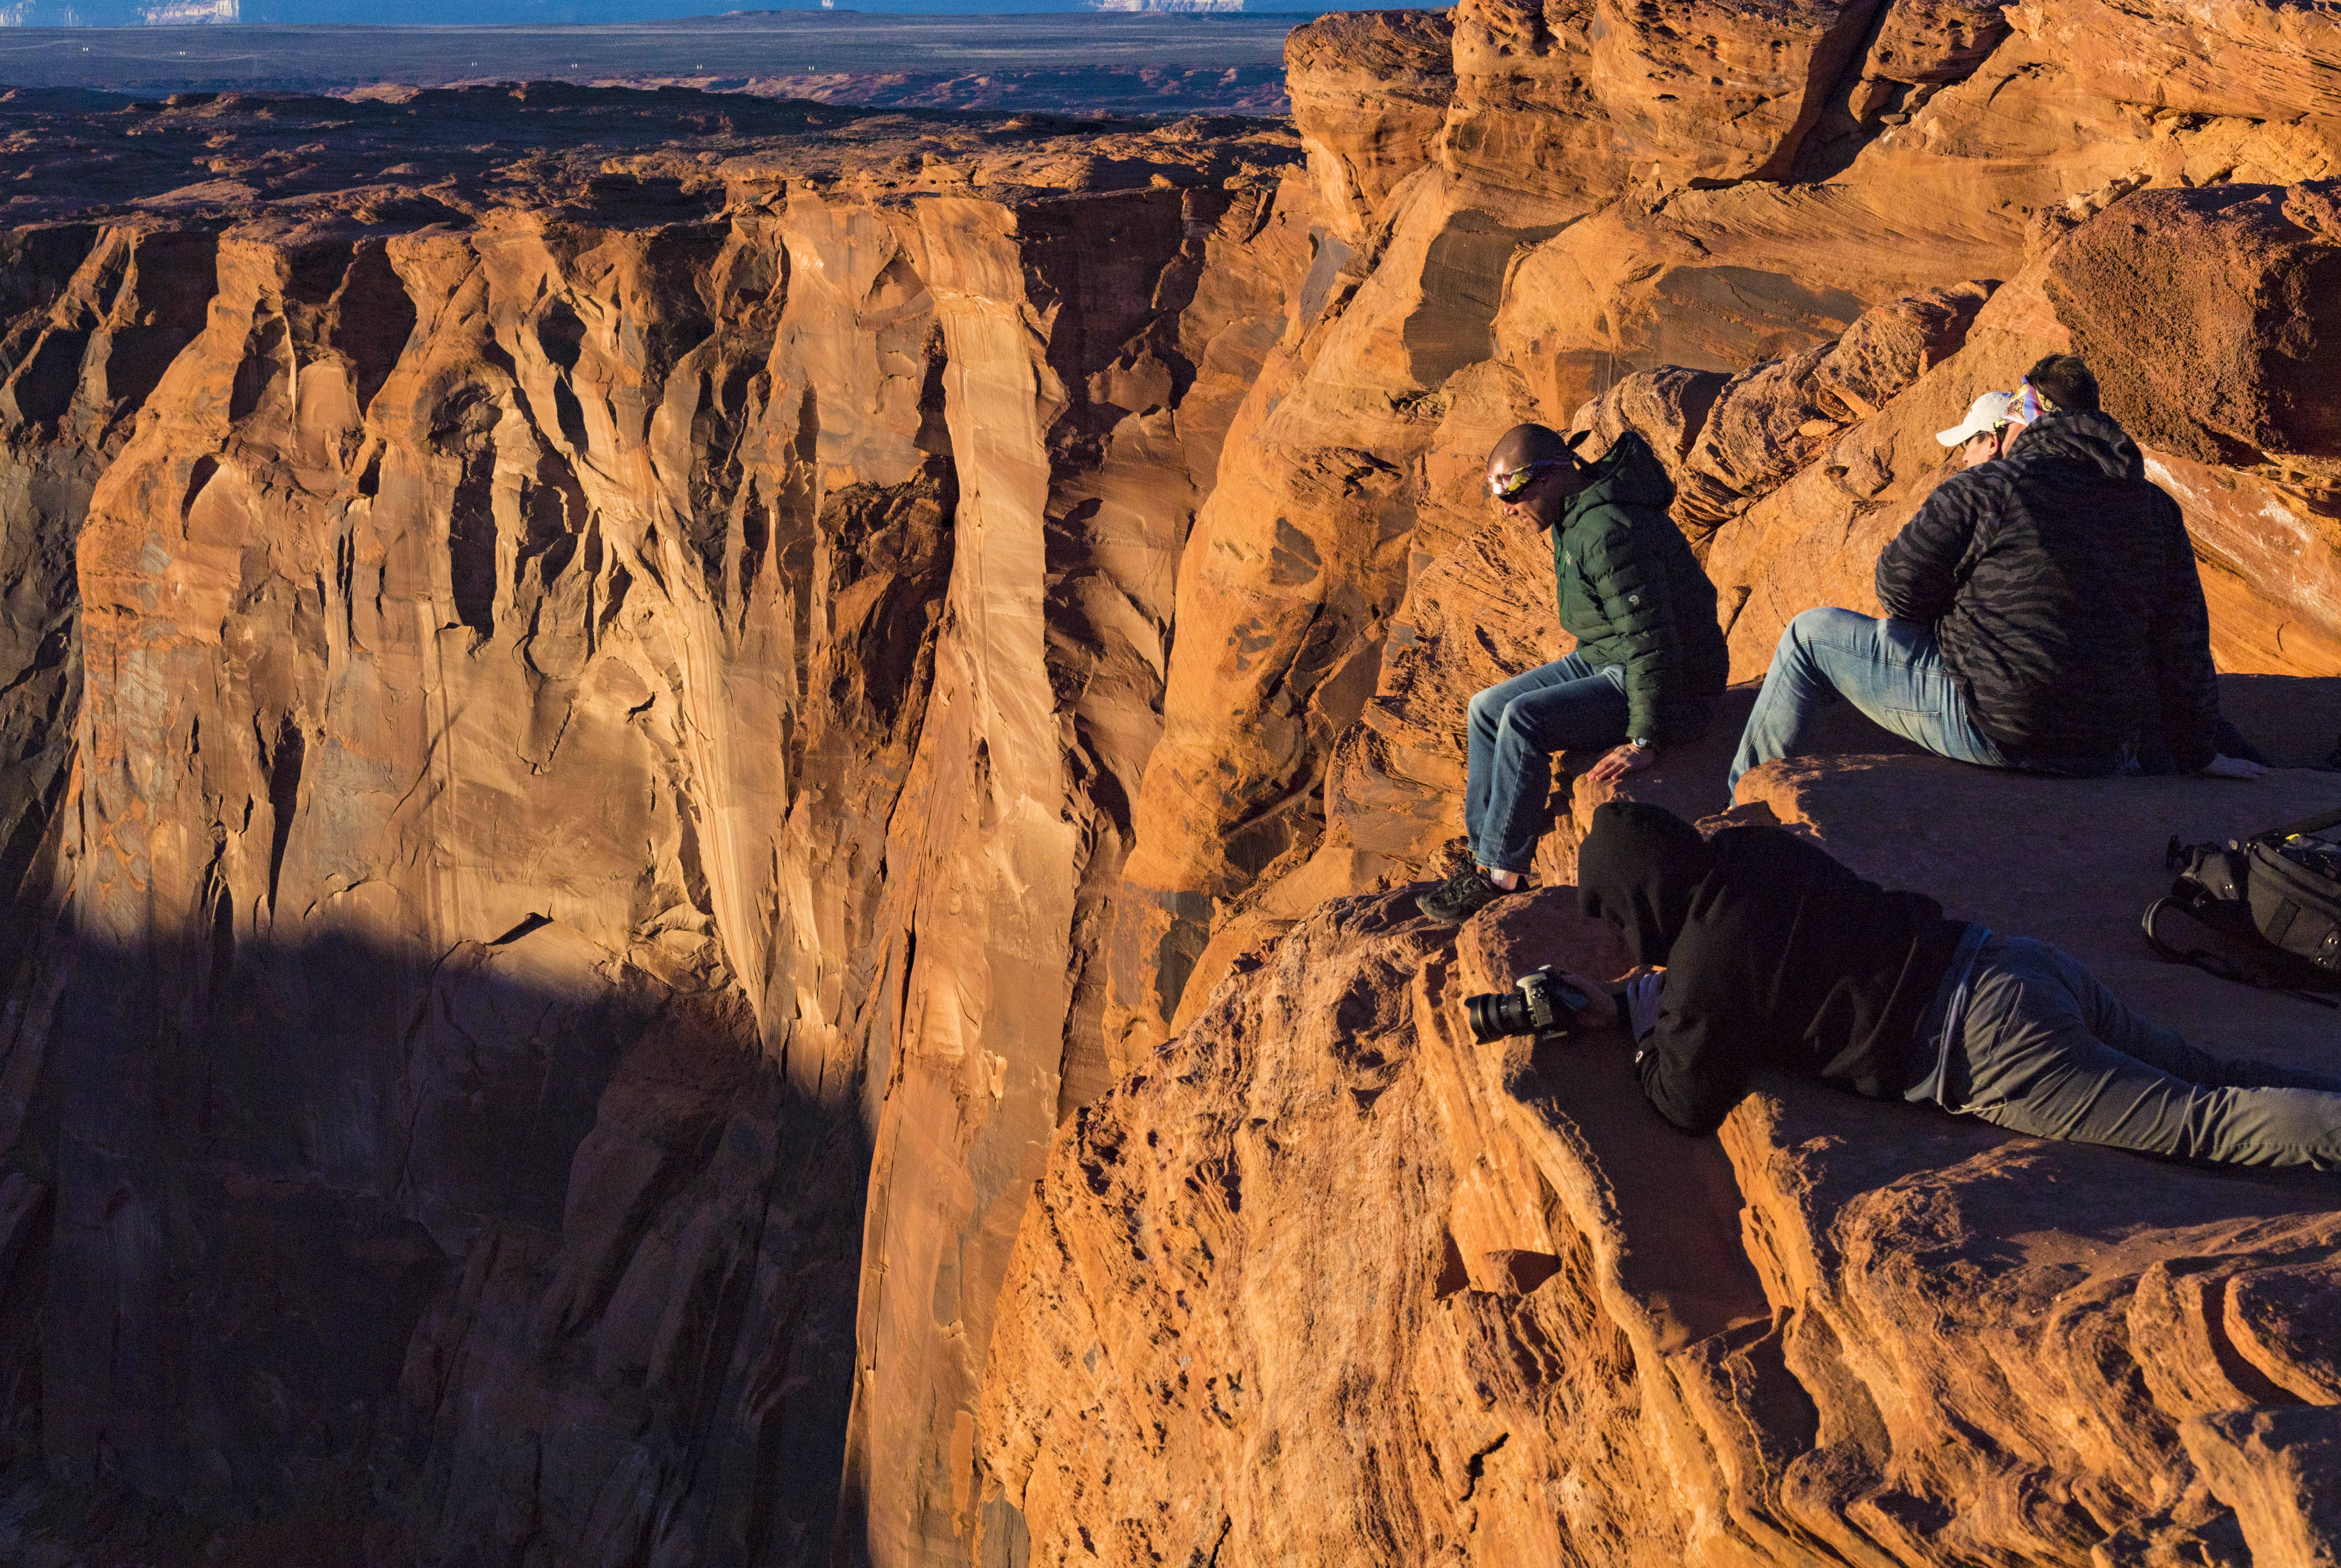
[1628,737,1653,750]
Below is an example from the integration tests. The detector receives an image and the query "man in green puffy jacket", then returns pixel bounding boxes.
[1419,422,1730,924]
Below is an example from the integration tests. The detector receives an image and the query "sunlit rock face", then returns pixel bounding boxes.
[0,90,1310,1565]
[988,0,2341,1562]
[985,753,2341,1567]
[1,7,2340,1560]
[1112,0,2341,1053]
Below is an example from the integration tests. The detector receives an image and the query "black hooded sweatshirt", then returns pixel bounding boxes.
[1575,803,1970,1135]
[1873,409,2218,772]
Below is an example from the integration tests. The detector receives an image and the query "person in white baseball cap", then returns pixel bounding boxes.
[1721,353,2268,806]
[1936,389,2024,469]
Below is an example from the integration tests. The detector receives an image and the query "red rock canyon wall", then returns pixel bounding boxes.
[0,8,2336,1562]
[0,93,1313,1566]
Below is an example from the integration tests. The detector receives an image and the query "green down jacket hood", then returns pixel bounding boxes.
[1566,428,1680,519]
[1550,432,1730,746]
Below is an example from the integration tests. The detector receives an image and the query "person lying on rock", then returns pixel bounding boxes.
[1417,421,1729,924]
[1723,354,2267,808]
[1565,800,2341,1169]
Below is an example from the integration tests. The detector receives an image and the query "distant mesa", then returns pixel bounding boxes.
[1087,0,1243,11]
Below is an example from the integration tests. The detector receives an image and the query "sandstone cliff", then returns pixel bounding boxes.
[0,2,2337,1561]
[991,0,2341,1560]
[0,86,1312,1566]
[1113,0,2341,1049]
[983,751,2341,1566]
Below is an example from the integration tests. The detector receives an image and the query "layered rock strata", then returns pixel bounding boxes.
[1112,0,2341,1052]
[0,88,1310,1566]
[3,0,2341,1560]
[977,1,2341,1561]
[982,752,2341,1565]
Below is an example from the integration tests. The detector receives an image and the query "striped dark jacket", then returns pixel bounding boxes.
[1875,411,2219,773]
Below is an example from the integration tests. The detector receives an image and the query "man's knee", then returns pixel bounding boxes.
[1783,606,1869,652]
[1490,701,1537,754]
[1467,685,1503,733]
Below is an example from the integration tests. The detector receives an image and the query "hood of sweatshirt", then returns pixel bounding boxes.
[2004,409,2147,482]
[1573,801,1715,967]
[1560,428,1677,532]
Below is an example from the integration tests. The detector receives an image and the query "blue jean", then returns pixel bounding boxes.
[1945,937,2341,1169]
[1465,653,1629,873]
[1727,608,2006,803]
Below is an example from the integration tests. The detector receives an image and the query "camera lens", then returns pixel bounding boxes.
[1465,990,1532,1043]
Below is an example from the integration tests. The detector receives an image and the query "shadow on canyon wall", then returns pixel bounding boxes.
[0,917,867,1568]
[0,96,1321,1564]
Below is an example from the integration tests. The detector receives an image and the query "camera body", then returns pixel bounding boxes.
[1464,965,1591,1044]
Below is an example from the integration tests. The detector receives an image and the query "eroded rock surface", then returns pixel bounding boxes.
[0,86,1310,1568]
[982,757,2341,1566]
[1115,0,2341,1049]
[4,0,2341,1561]
[976,1,2341,1561]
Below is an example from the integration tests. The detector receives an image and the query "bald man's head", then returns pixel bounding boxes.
[1488,424,1574,473]
[1486,422,1588,523]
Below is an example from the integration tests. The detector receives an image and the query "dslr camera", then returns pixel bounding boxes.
[1464,965,1592,1044]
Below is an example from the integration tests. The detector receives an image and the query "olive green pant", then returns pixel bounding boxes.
[1944,937,2341,1170]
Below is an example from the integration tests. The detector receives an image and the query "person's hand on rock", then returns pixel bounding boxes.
[2201,753,2268,781]
[1584,742,1654,784]
[1559,971,1616,1031]
[1621,969,1665,1041]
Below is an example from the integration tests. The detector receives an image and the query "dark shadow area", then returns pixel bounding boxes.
[2211,673,2341,767]
[0,919,870,1568]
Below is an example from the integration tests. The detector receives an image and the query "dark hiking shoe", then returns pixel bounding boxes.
[1416,866,1509,924]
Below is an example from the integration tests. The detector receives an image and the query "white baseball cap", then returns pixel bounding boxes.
[1937,390,2020,448]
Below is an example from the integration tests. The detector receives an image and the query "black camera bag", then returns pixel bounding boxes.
[2144,806,2341,1005]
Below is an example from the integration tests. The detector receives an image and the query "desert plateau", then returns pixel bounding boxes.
[0,2,2337,1564]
